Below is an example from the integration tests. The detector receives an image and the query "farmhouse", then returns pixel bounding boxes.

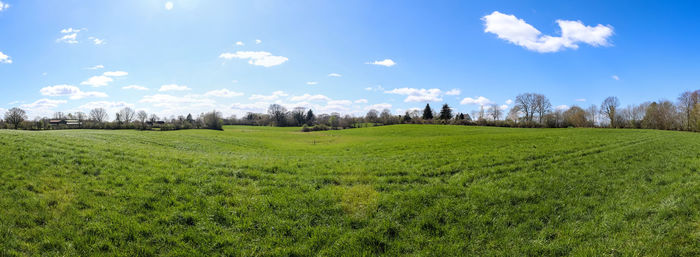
[49,119,82,127]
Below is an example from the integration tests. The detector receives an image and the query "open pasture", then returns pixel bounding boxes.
[1,125,699,256]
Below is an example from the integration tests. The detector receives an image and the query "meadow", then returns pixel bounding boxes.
[1,125,699,256]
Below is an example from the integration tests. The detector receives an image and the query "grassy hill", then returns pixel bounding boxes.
[1,125,699,256]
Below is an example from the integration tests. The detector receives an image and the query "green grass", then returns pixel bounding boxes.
[1,125,699,256]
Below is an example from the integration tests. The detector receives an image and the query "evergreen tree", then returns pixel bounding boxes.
[306,109,315,125]
[403,111,412,123]
[422,104,433,120]
[439,103,453,120]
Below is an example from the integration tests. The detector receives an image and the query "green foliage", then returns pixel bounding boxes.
[1,125,699,256]
[422,104,433,120]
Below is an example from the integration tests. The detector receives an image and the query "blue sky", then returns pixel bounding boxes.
[1,0,700,118]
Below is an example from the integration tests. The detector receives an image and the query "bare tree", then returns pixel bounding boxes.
[507,105,522,124]
[4,107,27,129]
[149,114,159,123]
[137,110,148,128]
[53,112,65,119]
[119,107,136,124]
[488,104,502,121]
[380,109,394,124]
[267,104,287,126]
[89,108,108,123]
[75,112,87,121]
[586,105,598,127]
[678,90,700,130]
[534,94,552,123]
[600,96,620,127]
[365,109,379,123]
[291,107,306,126]
[515,93,537,122]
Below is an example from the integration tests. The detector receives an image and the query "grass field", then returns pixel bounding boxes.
[1,125,699,256]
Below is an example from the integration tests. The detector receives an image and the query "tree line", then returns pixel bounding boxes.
[1,107,224,131]
[3,89,699,132]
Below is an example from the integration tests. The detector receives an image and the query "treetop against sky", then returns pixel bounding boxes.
[1,0,699,118]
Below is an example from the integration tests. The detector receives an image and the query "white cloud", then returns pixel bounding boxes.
[219,51,288,67]
[384,88,443,102]
[89,37,106,45]
[249,91,288,101]
[575,98,586,102]
[140,94,215,109]
[255,39,262,44]
[460,96,491,106]
[230,102,269,113]
[122,85,149,91]
[86,64,104,70]
[327,100,352,106]
[289,94,330,102]
[235,41,244,46]
[505,99,513,105]
[556,105,570,110]
[103,71,128,77]
[445,89,461,96]
[40,85,108,100]
[612,75,620,80]
[482,11,613,53]
[21,98,67,109]
[365,85,385,91]
[306,81,318,85]
[0,1,10,12]
[366,103,392,110]
[328,73,342,77]
[0,51,11,64]
[500,104,509,110]
[354,99,368,104]
[79,101,133,111]
[204,89,244,97]
[366,59,396,67]
[57,28,84,44]
[80,76,113,87]
[165,1,173,10]
[159,84,191,92]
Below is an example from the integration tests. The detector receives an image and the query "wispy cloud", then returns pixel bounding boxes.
[445,89,461,96]
[122,85,149,91]
[40,85,108,100]
[219,51,288,67]
[86,65,104,70]
[249,91,288,101]
[612,75,620,80]
[204,89,244,97]
[165,1,173,10]
[89,37,106,45]
[57,28,84,44]
[328,73,342,77]
[306,81,318,85]
[159,84,191,92]
[366,59,396,67]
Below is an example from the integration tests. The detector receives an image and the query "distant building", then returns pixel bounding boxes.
[49,119,82,127]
